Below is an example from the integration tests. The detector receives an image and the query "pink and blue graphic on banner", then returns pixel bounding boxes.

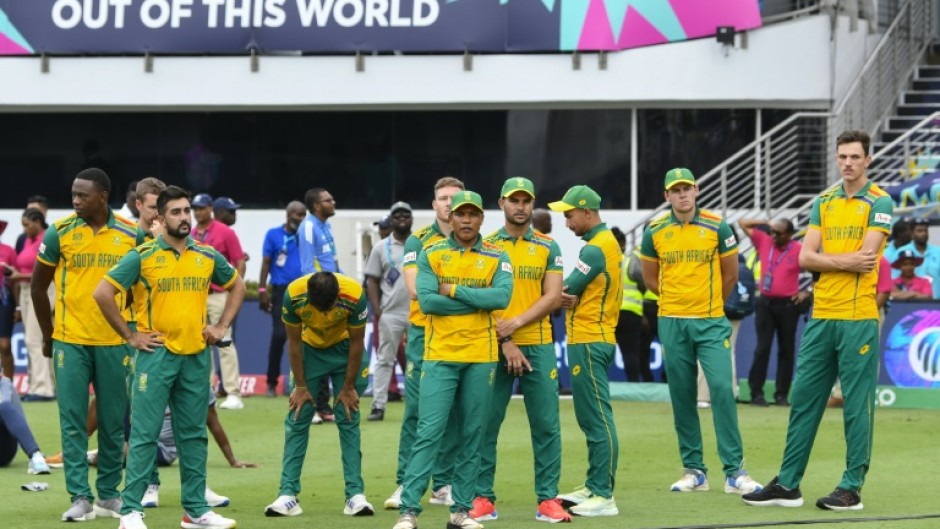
[0,0,760,55]
[883,308,940,388]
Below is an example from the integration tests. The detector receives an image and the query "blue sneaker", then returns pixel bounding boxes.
[671,469,708,492]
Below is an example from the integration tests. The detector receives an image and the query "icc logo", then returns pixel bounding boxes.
[883,310,940,388]
[908,328,940,382]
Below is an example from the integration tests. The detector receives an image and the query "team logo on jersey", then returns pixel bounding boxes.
[156,256,166,265]
[441,254,452,263]
[406,362,415,378]
[528,244,537,255]
[138,373,148,392]
[857,205,865,214]
[724,339,730,349]
[333,310,345,321]
[699,229,706,238]
[474,259,484,269]
[550,368,558,380]
[195,256,204,267]
[361,367,370,378]
[859,344,870,355]
[72,233,83,242]
[664,231,674,239]
[571,365,581,376]
[113,236,122,245]
[56,350,65,368]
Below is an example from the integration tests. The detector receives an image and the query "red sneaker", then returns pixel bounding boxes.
[536,498,572,523]
[469,497,498,521]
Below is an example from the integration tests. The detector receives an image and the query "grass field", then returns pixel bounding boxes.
[3,397,939,529]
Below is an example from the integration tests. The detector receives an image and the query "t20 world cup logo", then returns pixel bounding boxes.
[884,310,940,388]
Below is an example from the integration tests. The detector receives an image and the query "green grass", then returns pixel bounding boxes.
[4,398,940,529]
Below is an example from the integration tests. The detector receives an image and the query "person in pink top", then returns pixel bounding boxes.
[890,250,934,301]
[0,220,17,378]
[739,218,812,407]
[10,209,55,400]
[192,194,247,410]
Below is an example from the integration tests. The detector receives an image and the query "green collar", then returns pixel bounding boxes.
[834,180,872,198]
[669,206,701,225]
[447,232,483,251]
[582,222,608,241]
[156,235,197,251]
[495,226,535,241]
[74,208,117,229]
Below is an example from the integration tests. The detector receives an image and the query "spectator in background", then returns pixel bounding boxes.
[364,202,413,421]
[14,209,54,401]
[15,196,48,255]
[117,180,140,222]
[890,250,934,300]
[374,217,392,240]
[0,221,15,378]
[259,201,307,397]
[899,218,940,297]
[883,219,911,271]
[213,197,239,228]
[532,208,552,235]
[193,194,248,410]
[739,217,810,407]
[0,373,51,474]
[299,187,340,424]
[610,227,649,382]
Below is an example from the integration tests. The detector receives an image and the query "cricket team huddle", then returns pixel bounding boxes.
[24,130,891,529]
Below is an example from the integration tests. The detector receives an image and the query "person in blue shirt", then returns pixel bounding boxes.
[898,218,940,297]
[299,188,340,422]
[883,219,911,278]
[259,201,307,397]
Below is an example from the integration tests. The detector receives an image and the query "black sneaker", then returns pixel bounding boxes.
[816,488,863,511]
[742,477,803,507]
[367,407,385,421]
[751,395,770,407]
[774,396,790,406]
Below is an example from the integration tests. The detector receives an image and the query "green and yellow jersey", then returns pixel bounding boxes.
[104,236,237,354]
[282,273,368,349]
[402,222,448,328]
[37,210,144,345]
[640,208,737,318]
[563,223,623,345]
[484,227,562,346]
[416,234,513,362]
[809,181,892,320]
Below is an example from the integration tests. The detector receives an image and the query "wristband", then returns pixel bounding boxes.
[449,284,457,298]
[498,336,512,345]
[258,287,267,293]
[295,385,307,390]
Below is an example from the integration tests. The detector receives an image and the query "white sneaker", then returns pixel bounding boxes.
[557,485,593,507]
[569,495,619,517]
[28,451,51,475]
[429,484,454,506]
[343,494,374,516]
[448,511,483,529]
[264,495,302,517]
[94,498,123,518]
[119,511,147,529]
[671,469,709,492]
[62,497,96,522]
[392,512,417,529]
[725,472,763,495]
[311,412,324,425]
[697,401,711,409]
[218,395,244,410]
[142,484,160,508]
[180,511,236,529]
[205,488,230,508]
[384,485,403,510]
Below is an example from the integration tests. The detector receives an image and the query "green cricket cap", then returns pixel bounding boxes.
[664,167,696,190]
[500,177,536,198]
[451,190,484,212]
[548,185,601,212]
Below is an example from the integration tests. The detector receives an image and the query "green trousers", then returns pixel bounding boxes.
[395,325,458,488]
[779,319,879,492]
[476,344,561,503]
[53,340,132,503]
[121,347,210,516]
[659,317,744,478]
[401,361,496,515]
[567,342,619,498]
[278,340,369,499]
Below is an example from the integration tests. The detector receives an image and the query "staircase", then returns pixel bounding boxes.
[881,65,940,143]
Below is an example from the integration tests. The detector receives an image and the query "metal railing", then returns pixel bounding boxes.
[760,0,823,25]
[831,0,933,164]
[625,112,831,252]
[869,111,940,184]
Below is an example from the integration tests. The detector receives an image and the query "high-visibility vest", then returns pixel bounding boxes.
[746,248,761,283]
[621,251,644,316]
